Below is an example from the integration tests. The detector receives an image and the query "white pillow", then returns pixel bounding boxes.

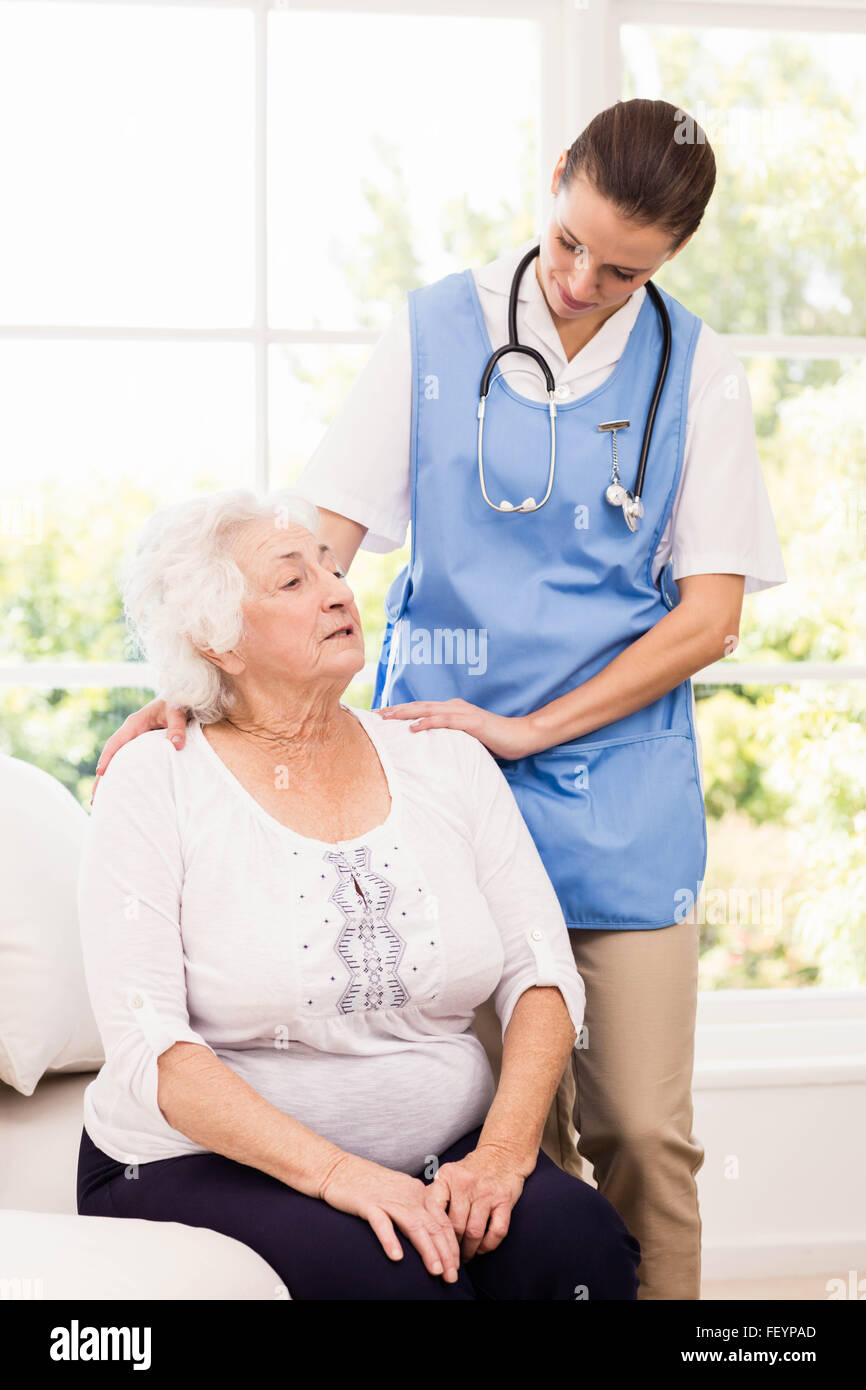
[0,753,103,1095]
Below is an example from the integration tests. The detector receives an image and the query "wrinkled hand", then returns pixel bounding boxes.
[376,699,539,761]
[426,1145,529,1261]
[318,1151,461,1283]
[91,697,190,802]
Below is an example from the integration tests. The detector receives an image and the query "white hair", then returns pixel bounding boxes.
[121,488,321,723]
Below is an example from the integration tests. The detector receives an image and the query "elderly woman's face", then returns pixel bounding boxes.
[228,517,364,684]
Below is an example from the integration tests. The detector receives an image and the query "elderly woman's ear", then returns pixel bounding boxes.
[194,645,247,677]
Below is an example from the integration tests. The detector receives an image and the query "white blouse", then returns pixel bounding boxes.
[78,705,586,1175]
[297,236,788,597]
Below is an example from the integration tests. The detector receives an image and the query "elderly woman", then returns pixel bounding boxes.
[76,488,641,1300]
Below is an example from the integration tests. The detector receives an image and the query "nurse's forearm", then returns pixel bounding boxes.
[477,986,576,1175]
[315,507,368,576]
[526,595,732,752]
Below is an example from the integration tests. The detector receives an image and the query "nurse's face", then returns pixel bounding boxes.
[537,160,691,320]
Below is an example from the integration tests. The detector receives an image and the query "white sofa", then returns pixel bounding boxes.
[0,750,286,1300]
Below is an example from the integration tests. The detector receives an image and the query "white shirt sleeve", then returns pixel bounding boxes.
[78,737,217,1130]
[296,303,412,554]
[670,328,788,596]
[457,731,586,1043]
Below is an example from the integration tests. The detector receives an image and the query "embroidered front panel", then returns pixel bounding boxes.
[291,838,447,1021]
[325,845,410,1013]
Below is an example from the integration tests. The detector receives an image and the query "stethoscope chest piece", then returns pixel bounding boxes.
[599,419,644,532]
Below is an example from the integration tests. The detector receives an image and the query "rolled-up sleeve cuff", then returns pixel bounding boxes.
[493,929,586,1043]
[672,550,788,597]
[125,988,216,1060]
[294,480,407,555]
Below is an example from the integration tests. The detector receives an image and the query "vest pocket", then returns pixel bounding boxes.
[383,564,413,623]
[505,729,707,928]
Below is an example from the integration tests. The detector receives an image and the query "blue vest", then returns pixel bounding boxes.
[371,266,707,930]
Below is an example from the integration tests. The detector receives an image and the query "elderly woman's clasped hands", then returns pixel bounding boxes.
[319,1134,530,1281]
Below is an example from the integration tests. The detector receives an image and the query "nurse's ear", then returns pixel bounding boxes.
[550,149,569,194]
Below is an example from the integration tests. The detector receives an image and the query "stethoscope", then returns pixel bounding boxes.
[476,243,672,532]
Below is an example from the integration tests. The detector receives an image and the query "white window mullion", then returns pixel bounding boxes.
[254,0,269,492]
[3,662,863,691]
[616,0,866,36]
[694,662,866,685]
[551,0,621,160]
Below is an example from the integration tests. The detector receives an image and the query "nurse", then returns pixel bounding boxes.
[95,98,787,1300]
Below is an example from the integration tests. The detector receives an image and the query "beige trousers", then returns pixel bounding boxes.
[473,918,704,1300]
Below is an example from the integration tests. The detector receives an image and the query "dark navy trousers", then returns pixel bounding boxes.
[77,1124,640,1300]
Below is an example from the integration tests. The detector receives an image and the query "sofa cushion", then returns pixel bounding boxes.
[1,1072,289,1299]
[0,1072,95,1214]
[0,1209,287,1300]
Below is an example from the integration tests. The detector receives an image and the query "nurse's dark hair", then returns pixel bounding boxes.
[562,98,716,248]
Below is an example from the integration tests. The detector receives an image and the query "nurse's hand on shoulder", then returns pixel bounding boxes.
[90,697,189,803]
[377,699,537,760]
